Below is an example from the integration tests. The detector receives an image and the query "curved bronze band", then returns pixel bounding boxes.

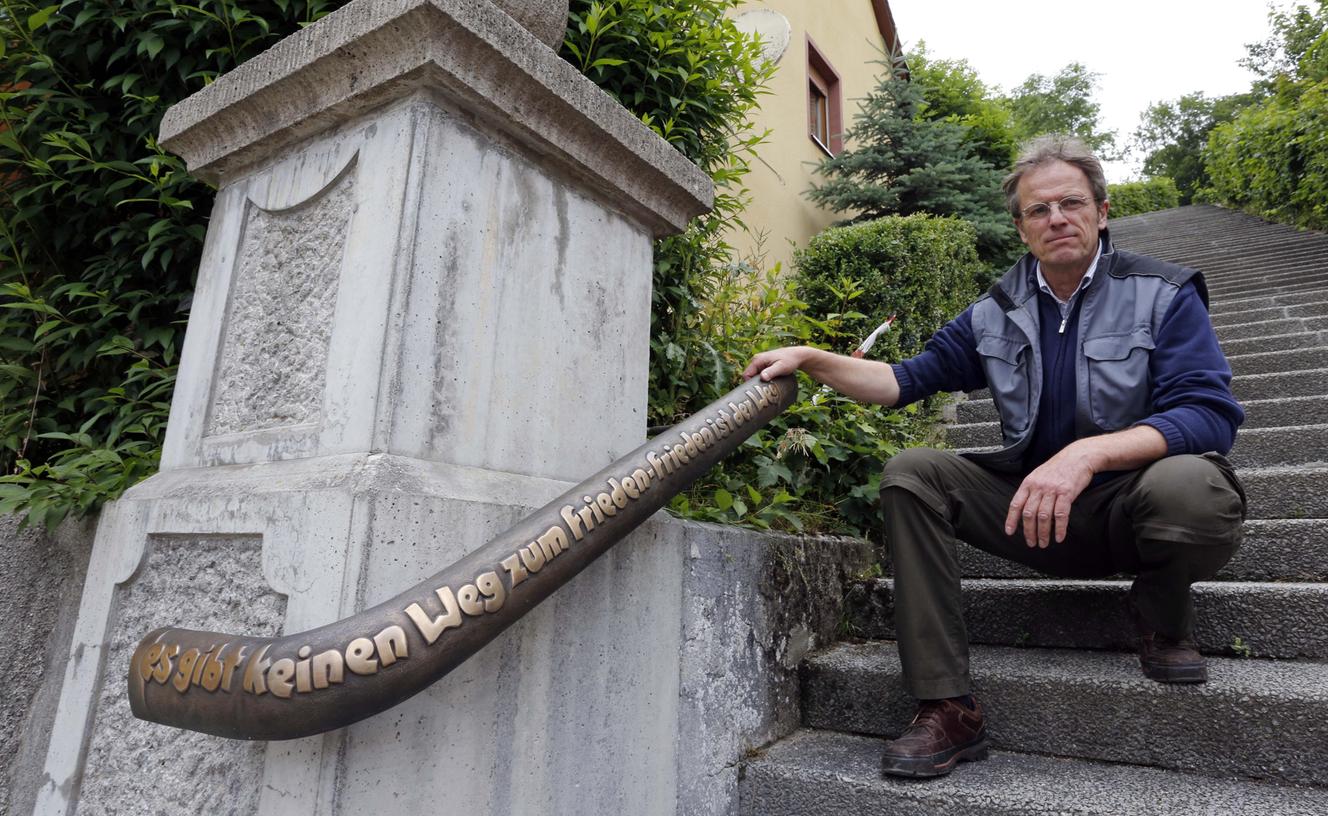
[128,376,797,740]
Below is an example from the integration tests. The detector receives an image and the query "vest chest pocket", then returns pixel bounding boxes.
[977,334,1031,437]
[1082,328,1154,430]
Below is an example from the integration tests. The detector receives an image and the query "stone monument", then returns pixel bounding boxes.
[33,2,865,813]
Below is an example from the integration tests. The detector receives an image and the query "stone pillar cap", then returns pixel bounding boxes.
[494,0,569,47]
[160,0,712,235]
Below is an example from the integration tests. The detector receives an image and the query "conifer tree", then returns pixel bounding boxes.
[807,59,1017,265]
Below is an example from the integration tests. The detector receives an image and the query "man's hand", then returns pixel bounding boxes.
[1003,425,1169,548]
[742,346,901,406]
[1004,448,1095,548]
[743,347,814,382]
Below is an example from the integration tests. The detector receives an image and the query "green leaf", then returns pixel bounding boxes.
[28,5,60,31]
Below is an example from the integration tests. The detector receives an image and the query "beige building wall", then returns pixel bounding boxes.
[728,1,901,275]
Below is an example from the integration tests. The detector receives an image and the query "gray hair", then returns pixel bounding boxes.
[1002,135,1108,218]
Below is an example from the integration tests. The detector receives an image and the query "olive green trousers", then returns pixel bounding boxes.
[879,448,1246,700]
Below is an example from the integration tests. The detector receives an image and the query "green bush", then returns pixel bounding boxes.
[665,263,944,537]
[667,214,985,538]
[0,0,346,529]
[1205,80,1328,230]
[1107,177,1181,218]
[794,214,985,363]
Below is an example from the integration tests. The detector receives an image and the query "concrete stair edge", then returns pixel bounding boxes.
[740,730,1328,816]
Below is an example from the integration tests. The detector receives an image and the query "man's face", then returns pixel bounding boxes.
[1013,160,1108,272]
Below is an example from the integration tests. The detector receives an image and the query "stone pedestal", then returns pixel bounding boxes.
[33,2,863,814]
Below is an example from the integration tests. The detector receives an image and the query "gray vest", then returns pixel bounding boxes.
[965,235,1205,472]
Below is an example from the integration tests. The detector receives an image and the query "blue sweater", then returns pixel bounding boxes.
[891,280,1243,474]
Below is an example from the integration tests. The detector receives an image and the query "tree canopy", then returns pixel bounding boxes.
[1006,63,1118,159]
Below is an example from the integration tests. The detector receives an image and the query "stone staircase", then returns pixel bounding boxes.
[738,206,1328,814]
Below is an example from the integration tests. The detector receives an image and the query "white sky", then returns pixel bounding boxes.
[887,0,1296,182]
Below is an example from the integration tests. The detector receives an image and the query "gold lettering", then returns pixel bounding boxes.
[268,658,296,699]
[646,451,669,477]
[727,402,746,423]
[575,506,597,534]
[457,584,484,616]
[595,492,617,517]
[621,475,640,499]
[520,541,547,572]
[584,495,605,524]
[152,643,178,685]
[681,432,699,458]
[747,387,769,409]
[139,643,165,682]
[220,644,247,692]
[477,570,506,613]
[717,410,733,433]
[312,649,345,689]
[173,648,200,693]
[560,505,587,541]
[295,645,313,693]
[534,533,557,562]
[373,625,408,666]
[345,637,379,675]
[191,645,214,686]
[199,645,225,692]
[242,644,272,695]
[699,426,715,446]
[502,552,529,588]
[672,444,690,465]
[631,467,652,491]
[405,586,463,645]
[539,525,569,557]
[607,478,630,508]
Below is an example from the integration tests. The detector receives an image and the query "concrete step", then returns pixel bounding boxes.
[954,394,1328,429]
[1209,266,1328,288]
[907,518,1328,583]
[843,578,1328,659]
[1209,293,1327,320]
[1221,331,1328,357]
[1228,346,1328,376]
[1216,316,1317,341]
[1229,424,1328,467]
[801,641,1328,786]
[1242,465,1328,519]
[1208,270,1328,295]
[944,420,1000,449]
[740,730,1328,816]
[1230,368,1328,400]
[1237,395,1328,428]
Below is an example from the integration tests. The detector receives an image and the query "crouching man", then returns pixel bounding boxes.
[743,135,1246,778]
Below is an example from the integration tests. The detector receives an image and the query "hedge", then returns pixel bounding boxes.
[1108,177,1181,218]
[794,213,985,363]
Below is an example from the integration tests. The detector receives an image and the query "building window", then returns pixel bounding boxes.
[807,38,842,156]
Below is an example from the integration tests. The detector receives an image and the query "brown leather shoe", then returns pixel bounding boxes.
[880,697,989,778]
[1139,631,1208,683]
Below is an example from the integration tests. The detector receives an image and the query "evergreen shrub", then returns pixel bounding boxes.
[1107,177,1181,218]
[1205,80,1328,230]
[795,214,985,363]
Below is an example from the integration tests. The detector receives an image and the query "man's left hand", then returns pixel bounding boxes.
[1004,449,1094,548]
[1002,425,1169,548]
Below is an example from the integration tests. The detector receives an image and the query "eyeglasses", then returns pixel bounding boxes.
[1019,195,1094,221]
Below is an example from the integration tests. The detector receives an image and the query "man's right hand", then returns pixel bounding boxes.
[743,347,814,382]
[742,346,901,407]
